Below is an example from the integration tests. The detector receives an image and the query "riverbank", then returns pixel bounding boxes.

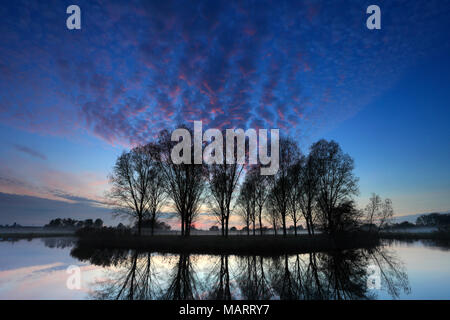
[74,232,380,255]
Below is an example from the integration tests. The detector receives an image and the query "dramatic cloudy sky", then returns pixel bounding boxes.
[0,0,449,227]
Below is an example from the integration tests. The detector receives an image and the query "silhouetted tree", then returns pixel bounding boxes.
[310,140,359,235]
[265,192,281,235]
[416,212,450,231]
[297,152,321,236]
[237,177,256,236]
[365,193,394,232]
[332,200,363,232]
[84,219,94,228]
[108,144,162,235]
[287,159,303,235]
[94,218,103,228]
[144,143,168,235]
[267,137,301,236]
[206,135,243,236]
[158,127,207,236]
[247,165,269,235]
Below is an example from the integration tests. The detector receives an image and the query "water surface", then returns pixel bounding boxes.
[1,237,449,299]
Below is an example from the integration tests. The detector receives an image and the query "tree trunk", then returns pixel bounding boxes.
[185,216,190,236]
[306,218,311,237]
[293,212,297,236]
[181,214,185,236]
[225,215,229,237]
[151,212,155,236]
[259,208,263,235]
[137,215,142,236]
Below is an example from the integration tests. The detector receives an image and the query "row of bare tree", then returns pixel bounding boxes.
[108,127,393,236]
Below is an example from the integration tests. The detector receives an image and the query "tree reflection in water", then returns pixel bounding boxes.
[70,245,410,300]
[163,254,202,300]
[205,255,232,300]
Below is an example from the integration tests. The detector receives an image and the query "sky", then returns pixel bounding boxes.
[0,0,449,227]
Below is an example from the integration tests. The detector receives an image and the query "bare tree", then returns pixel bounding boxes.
[267,137,301,236]
[310,140,359,235]
[237,177,256,236]
[297,153,321,236]
[364,193,382,232]
[365,193,394,231]
[108,145,161,235]
[247,165,269,235]
[158,127,207,236]
[287,159,303,235]
[145,143,168,235]
[378,198,394,230]
[265,196,281,235]
[207,137,243,237]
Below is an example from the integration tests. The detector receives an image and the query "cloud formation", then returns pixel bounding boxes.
[13,144,47,160]
[1,0,448,148]
[0,1,449,226]
[0,192,112,226]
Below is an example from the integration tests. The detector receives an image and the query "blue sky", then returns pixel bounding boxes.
[324,53,450,214]
[0,0,449,226]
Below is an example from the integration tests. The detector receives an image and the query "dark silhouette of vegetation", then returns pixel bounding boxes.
[70,245,410,300]
[206,130,244,237]
[108,144,165,235]
[44,218,103,229]
[311,140,359,235]
[73,232,379,255]
[364,193,394,232]
[134,219,171,231]
[267,137,301,236]
[237,170,257,235]
[157,127,207,236]
[248,166,270,235]
[416,212,450,231]
[103,124,423,241]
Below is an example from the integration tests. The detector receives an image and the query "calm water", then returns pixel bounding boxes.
[0,237,450,300]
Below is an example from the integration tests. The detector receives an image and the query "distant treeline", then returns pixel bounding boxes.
[386,212,450,230]
[44,218,104,229]
[106,126,397,237]
[416,213,450,228]
[134,219,171,230]
[42,217,173,231]
[0,222,23,228]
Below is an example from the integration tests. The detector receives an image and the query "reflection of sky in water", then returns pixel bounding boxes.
[0,239,105,299]
[375,241,450,300]
[0,238,449,299]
